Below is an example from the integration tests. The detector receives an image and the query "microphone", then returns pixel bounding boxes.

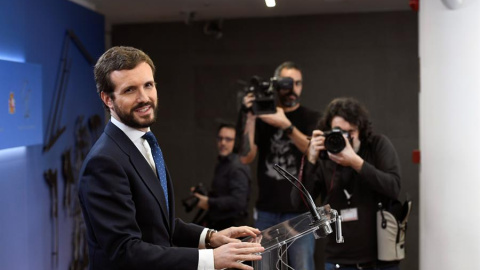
[273,164,322,223]
[273,164,344,243]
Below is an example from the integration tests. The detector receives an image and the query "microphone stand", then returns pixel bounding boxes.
[273,164,322,223]
[273,164,344,243]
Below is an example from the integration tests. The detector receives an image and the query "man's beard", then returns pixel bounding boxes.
[279,90,299,107]
[113,101,157,129]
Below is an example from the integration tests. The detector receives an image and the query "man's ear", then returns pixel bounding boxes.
[100,92,113,110]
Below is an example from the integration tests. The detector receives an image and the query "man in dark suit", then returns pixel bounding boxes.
[192,123,251,230]
[78,46,264,270]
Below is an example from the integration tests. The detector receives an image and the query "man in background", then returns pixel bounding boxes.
[193,123,251,230]
[238,61,321,270]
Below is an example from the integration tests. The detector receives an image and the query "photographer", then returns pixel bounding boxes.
[192,123,251,231]
[238,61,320,270]
[293,97,401,270]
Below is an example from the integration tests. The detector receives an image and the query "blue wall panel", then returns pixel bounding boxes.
[0,60,42,149]
[0,147,29,270]
[0,0,105,269]
[0,1,27,62]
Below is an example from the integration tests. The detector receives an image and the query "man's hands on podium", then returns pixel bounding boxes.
[211,226,264,270]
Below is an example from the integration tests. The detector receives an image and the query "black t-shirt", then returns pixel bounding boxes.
[255,105,320,213]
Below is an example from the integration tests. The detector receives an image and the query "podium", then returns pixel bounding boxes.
[242,204,343,270]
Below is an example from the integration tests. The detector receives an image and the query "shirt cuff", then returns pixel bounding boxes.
[199,228,208,249]
[198,249,215,270]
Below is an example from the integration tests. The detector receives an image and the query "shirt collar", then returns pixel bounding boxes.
[110,116,150,142]
[218,152,235,162]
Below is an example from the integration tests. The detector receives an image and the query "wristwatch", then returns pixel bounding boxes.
[205,229,218,249]
[283,125,294,135]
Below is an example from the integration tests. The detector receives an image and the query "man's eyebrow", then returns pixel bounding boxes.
[120,84,136,91]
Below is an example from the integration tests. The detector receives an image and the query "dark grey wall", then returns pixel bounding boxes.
[112,11,419,270]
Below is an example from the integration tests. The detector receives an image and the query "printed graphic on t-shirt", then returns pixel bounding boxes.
[264,129,297,180]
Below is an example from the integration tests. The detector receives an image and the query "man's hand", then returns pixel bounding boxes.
[242,93,257,122]
[193,193,209,210]
[328,135,364,171]
[209,226,261,248]
[307,130,325,164]
[258,107,291,130]
[210,226,263,270]
[242,93,255,110]
[213,242,264,270]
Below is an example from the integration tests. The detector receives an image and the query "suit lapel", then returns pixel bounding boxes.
[105,122,171,229]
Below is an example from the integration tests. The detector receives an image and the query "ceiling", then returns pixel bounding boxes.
[71,0,411,25]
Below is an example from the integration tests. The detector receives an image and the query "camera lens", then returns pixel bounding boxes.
[324,131,346,154]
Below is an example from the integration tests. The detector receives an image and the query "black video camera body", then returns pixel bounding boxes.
[246,76,293,115]
[319,128,351,160]
[182,183,208,213]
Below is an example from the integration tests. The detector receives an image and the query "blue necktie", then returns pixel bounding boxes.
[142,132,169,213]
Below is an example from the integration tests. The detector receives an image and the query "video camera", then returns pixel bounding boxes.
[244,76,293,115]
[182,183,208,213]
[319,128,351,160]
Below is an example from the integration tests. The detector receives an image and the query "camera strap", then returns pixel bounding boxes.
[320,164,339,206]
[300,139,339,206]
[296,154,309,208]
[298,154,305,183]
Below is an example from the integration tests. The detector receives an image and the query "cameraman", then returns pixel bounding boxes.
[193,123,251,231]
[294,97,401,270]
[239,61,320,270]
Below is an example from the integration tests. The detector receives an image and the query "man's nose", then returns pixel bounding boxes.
[137,88,149,102]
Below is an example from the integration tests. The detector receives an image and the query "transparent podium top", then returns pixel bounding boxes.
[242,205,339,253]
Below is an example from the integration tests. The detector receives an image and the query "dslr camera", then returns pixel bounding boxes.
[319,128,351,160]
[182,183,208,213]
[245,76,293,115]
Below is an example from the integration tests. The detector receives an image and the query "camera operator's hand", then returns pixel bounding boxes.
[328,135,364,172]
[258,107,291,130]
[307,130,325,164]
[193,192,209,210]
[213,242,264,270]
[242,93,256,111]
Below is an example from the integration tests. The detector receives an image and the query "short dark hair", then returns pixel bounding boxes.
[217,122,236,134]
[273,61,302,78]
[94,46,155,109]
[319,97,373,141]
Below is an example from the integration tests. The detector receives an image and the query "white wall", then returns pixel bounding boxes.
[420,0,480,269]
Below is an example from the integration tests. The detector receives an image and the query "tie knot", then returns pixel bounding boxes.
[142,131,157,145]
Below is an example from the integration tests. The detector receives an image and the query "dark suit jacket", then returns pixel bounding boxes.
[79,121,204,270]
